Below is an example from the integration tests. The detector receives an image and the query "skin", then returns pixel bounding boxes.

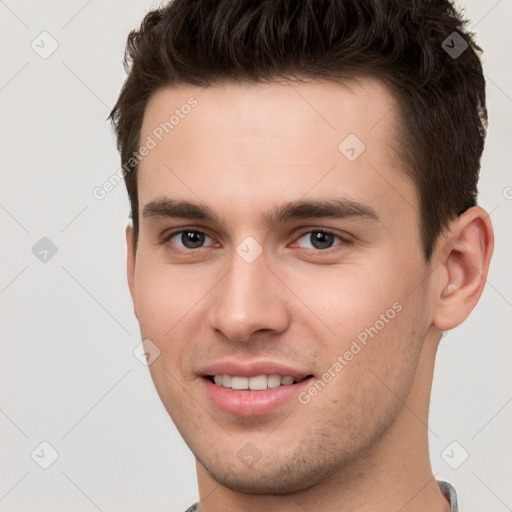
[126,78,493,511]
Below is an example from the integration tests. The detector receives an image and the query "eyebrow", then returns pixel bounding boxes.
[142,197,379,225]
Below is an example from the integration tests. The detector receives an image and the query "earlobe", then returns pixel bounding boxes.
[433,206,494,331]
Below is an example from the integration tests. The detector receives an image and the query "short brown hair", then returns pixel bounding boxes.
[109,0,487,260]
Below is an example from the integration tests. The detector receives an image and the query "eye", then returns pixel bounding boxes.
[295,230,346,250]
[165,229,215,249]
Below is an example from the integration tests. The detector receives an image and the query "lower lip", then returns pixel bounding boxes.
[202,377,313,416]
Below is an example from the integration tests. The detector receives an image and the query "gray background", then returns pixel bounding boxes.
[1,1,511,511]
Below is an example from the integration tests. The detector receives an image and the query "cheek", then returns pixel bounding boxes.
[295,261,425,394]
[132,256,222,390]
[301,302,425,442]
[133,261,196,416]
[287,262,407,343]
[133,255,199,340]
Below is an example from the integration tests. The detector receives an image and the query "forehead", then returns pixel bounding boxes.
[141,78,398,155]
[137,78,416,228]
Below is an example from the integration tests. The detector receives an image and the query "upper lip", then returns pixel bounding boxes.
[199,360,312,379]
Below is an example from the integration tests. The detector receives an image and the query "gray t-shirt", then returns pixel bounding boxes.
[184,480,458,511]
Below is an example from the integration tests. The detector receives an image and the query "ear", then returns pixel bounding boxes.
[432,206,494,331]
[125,224,138,318]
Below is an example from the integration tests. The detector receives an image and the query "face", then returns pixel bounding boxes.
[127,78,437,494]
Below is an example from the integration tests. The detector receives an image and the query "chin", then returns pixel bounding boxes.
[202,465,312,495]
[196,446,341,496]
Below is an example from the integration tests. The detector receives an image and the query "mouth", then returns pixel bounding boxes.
[206,374,313,390]
[199,363,315,416]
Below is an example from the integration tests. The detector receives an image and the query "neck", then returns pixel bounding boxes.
[195,332,451,512]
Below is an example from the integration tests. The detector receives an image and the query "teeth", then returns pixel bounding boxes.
[231,376,249,390]
[249,375,267,390]
[212,374,299,390]
[267,375,281,388]
[221,375,232,388]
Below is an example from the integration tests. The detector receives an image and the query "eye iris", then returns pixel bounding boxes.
[311,231,334,249]
[182,231,204,248]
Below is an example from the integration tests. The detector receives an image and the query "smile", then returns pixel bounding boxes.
[209,374,310,390]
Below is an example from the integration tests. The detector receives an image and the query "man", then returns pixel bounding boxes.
[109,0,494,510]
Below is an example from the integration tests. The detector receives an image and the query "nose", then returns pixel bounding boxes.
[206,250,291,343]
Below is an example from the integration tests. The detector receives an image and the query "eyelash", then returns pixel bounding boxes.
[161,227,350,253]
